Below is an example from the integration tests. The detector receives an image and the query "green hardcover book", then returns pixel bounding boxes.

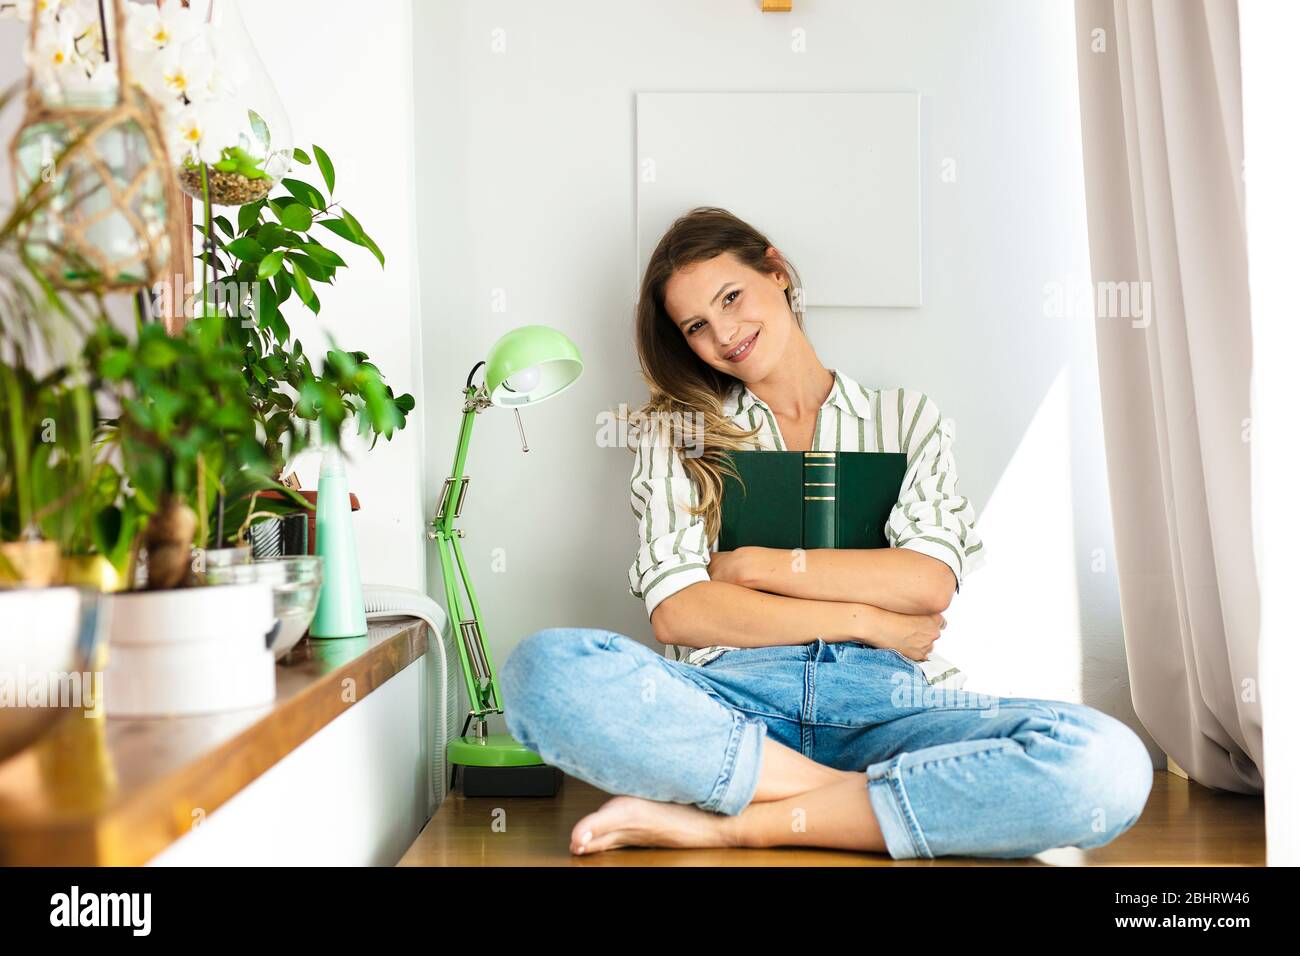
[718,450,908,552]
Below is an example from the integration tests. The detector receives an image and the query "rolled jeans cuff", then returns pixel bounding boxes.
[866,757,933,859]
[705,714,767,816]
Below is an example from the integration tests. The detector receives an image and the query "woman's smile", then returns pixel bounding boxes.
[724,329,759,362]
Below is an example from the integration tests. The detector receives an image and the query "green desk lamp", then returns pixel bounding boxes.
[434,324,583,797]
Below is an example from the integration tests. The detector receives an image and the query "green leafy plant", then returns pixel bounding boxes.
[0,360,130,563]
[193,143,414,477]
[204,144,271,182]
[85,316,273,589]
[2,80,416,585]
[0,82,125,580]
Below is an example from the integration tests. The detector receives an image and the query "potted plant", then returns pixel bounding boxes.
[83,316,271,587]
[0,75,126,590]
[186,143,414,552]
[77,314,286,715]
[0,357,132,590]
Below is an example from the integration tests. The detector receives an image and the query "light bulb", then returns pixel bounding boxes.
[503,365,542,396]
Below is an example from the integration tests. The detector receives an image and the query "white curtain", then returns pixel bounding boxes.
[1073,0,1262,793]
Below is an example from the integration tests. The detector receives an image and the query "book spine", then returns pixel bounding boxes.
[803,452,837,549]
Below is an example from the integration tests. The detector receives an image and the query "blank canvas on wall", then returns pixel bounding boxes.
[635,91,921,308]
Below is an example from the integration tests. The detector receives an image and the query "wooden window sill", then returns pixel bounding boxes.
[0,618,426,866]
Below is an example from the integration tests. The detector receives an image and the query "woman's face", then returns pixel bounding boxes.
[662,249,794,383]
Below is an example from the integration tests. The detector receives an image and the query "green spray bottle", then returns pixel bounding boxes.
[310,445,367,638]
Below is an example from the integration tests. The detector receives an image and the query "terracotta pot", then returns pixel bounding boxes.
[0,540,62,588]
[60,555,125,593]
[262,490,360,555]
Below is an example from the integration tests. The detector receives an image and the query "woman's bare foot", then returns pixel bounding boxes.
[569,795,739,855]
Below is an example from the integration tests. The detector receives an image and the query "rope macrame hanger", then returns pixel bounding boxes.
[15,0,182,294]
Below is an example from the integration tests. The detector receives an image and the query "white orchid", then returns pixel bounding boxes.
[119,1,245,167]
[15,0,278,175]
[72,14,104,64]
[3,1,72,23]
[22,0,123,99]
[137,38,215,105]
[28,17,77,91]
[126,1,210,105]
[125,0,204,53]
[168,96,245,167]
[58,53,118,100]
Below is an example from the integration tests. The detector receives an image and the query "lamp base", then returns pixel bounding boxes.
[458,763,563,798]
[448,732,544,767]
[448,732,561,797]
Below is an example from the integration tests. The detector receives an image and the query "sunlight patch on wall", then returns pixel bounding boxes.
[943,367,1083,700]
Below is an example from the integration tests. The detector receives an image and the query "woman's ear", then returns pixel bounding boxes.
[763,246,788,288]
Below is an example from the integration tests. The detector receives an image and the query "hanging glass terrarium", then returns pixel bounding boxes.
[148,0,293,207]
[9,0,179,292]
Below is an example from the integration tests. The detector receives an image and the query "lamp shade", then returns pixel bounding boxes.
[484,325,583,407]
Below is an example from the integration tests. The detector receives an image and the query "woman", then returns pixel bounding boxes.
[501,207,1153,859]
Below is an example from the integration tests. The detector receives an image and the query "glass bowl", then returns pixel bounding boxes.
[197,556,323,659]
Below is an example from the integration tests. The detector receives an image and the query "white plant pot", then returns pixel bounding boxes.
[105,583,273,650]
[104,646,276,718]
[0,586,83,673]
[102,583,276,717]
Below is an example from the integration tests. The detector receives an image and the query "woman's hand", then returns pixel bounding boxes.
[711,550,947,660]
[872,607,947,661]
[706,548,749,586]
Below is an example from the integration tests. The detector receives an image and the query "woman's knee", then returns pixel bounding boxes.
[502,628,596,706]
[500,627,631,737]
[1054,706,1154,846]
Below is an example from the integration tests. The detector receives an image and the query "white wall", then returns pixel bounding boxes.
[253,0,426,592]
[411,0,1148,749]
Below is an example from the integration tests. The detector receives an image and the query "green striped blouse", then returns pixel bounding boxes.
[628,367,987,668]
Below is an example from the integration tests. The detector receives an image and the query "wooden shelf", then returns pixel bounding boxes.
[0,618,426,866]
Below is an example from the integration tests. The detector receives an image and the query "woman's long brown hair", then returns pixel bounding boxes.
[629,206,806,544]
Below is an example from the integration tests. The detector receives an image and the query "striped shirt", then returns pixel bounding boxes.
[627,367,987,669]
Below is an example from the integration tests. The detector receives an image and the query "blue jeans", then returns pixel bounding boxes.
[501,628,1154,859]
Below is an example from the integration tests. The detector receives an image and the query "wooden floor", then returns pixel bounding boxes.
[398,770,1265,866]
